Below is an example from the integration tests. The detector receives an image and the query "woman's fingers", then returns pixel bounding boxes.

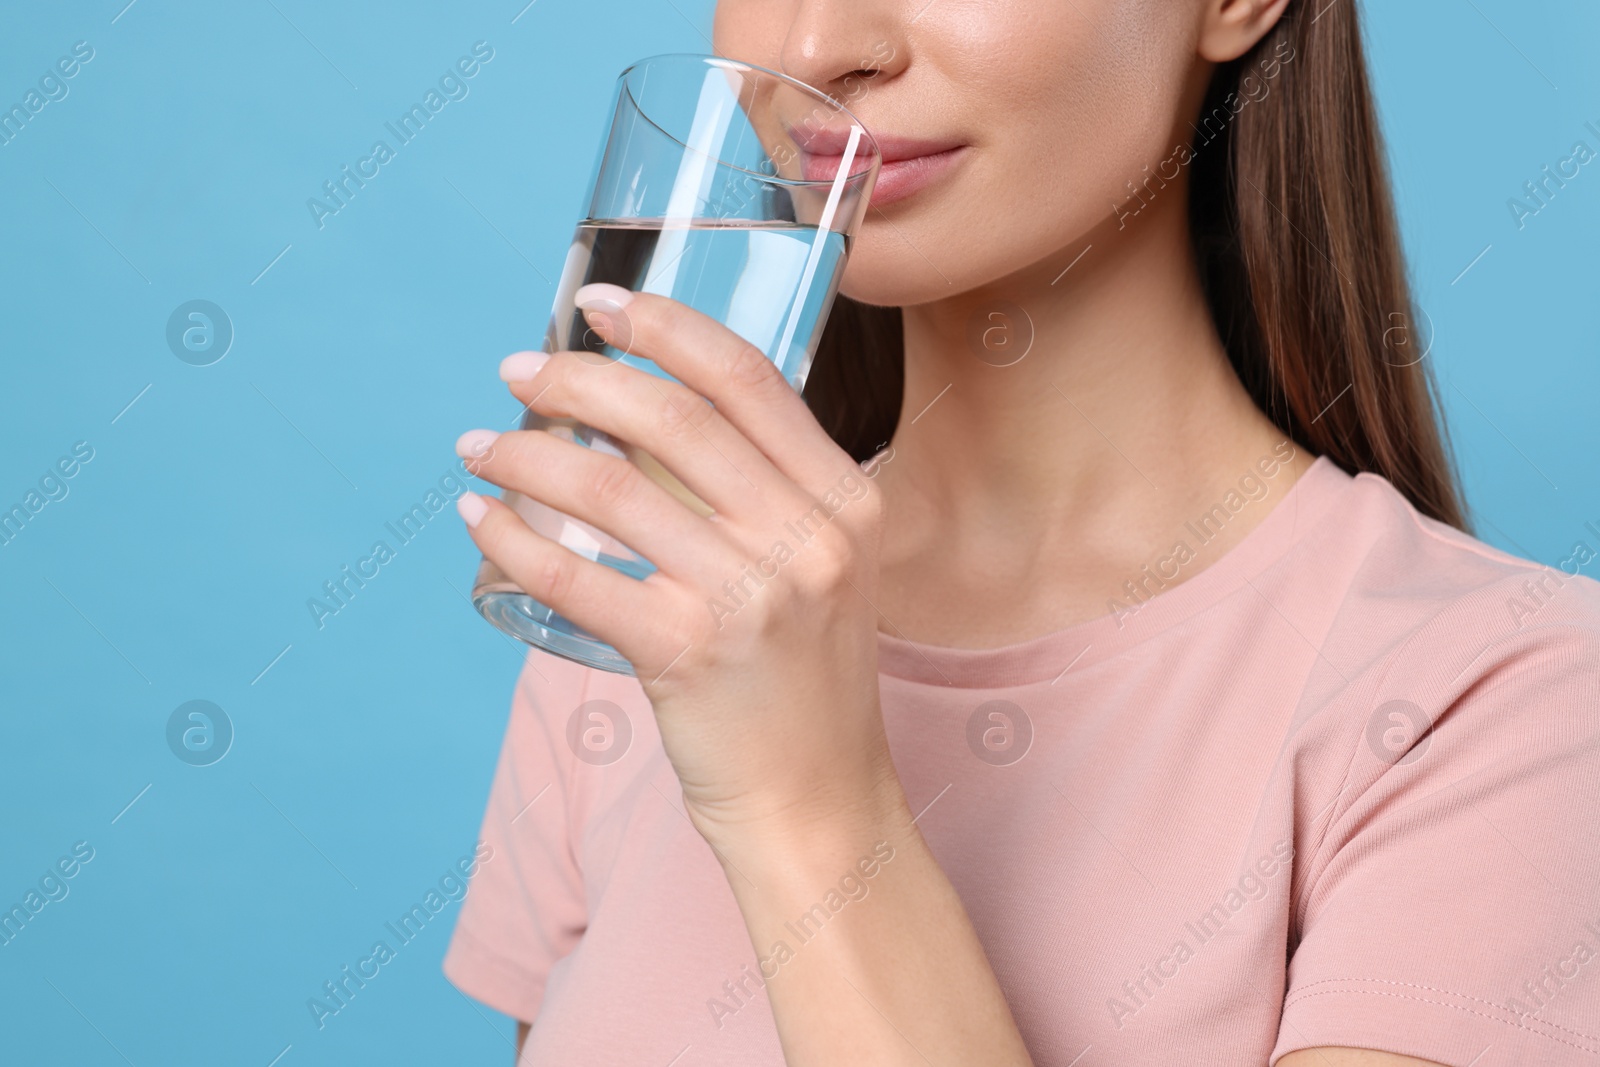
[456,491,677,662]
[456,426,739,588]
[572,285,862,494]
[500,350,810,523]
[461,288,883,665]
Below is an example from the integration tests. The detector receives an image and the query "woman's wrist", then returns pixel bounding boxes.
[689,746,915,879]
[698,766,925,966]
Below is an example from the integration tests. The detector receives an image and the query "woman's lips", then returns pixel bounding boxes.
[862,146,966,207]
[795,130,968,208]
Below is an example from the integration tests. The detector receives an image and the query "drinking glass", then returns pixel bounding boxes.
[470,53,881,674]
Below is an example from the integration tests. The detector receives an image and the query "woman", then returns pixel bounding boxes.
[443,0,1600,1063]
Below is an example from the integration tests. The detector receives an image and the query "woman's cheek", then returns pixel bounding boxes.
[844,71,1182,300]
[710,1,787,64]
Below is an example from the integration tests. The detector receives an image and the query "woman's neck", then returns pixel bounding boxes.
[872,193,1315,647]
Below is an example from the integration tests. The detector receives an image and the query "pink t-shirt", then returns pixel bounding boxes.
[444,456,1600,1065]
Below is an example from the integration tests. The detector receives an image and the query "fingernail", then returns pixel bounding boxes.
[500,351,551,382]
[574,282,634,311]
[455,428,500,461]
[457,491,489,528]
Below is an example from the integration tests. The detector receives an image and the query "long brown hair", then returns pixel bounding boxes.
[802,0,1469,530]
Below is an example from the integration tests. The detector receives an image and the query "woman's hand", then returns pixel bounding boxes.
[455,283,901,850]
[458,284,1036,1067]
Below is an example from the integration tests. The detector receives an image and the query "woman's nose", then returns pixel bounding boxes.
[776,0,910,97]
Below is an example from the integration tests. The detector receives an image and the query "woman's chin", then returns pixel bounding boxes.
[838,250,966,308]
[838,277,939,309]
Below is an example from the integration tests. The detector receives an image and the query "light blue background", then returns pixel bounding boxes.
[0,1,1595,1064]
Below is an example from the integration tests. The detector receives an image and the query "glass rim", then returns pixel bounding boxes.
[615,52,882,189]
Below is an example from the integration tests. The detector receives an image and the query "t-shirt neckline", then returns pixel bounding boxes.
[874,455,1351,688]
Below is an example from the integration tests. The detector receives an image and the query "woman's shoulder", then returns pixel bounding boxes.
[1331,466,1600,629]
[1278,480,1600,1067]
[1302,464,1600,719]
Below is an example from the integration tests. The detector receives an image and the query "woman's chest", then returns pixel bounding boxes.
[528,678,1303,1066]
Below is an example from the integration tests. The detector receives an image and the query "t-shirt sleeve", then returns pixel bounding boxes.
[444,649,592,1023]
[1274,595,1600,1065]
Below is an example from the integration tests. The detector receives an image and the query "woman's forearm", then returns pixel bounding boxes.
[709,784,1035,1066]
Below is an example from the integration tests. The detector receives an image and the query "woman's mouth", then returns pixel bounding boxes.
[794,128,969,209]
[862,144,967,207]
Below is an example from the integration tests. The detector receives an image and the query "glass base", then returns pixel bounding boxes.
[473,589,636,675]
